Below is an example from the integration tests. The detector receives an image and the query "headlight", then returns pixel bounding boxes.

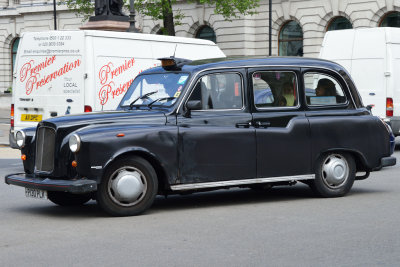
[16,130,26,148]
[69,134,81,153]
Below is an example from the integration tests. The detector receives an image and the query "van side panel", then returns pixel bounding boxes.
[91,36,225,111]
[92,37,158,111]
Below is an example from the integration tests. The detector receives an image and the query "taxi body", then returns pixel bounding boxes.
[5,57,396,216]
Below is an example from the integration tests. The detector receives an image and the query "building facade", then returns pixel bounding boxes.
[1,0,400,92]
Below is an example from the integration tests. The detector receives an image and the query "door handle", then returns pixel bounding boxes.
[255,121,271,128]
[236,122,251,128]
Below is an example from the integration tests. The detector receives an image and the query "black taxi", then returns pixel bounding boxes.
[5,57,396,216]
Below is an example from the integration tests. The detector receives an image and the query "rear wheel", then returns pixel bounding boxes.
[48,191,92,206]
[96,156,158,216]
[310,152,356,197]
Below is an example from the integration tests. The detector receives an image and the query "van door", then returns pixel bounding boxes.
[14,31,85,130]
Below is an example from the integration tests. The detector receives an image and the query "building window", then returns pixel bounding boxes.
[380,12,400,27]
[196,26,217,43]
[11,38,20,74]
[279,21,303,56]
[327,17,352,31]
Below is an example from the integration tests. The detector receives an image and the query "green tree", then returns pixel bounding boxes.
[63,0,260,36]
[135,0,260,35]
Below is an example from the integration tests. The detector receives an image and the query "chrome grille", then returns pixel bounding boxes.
[35,126,55,172]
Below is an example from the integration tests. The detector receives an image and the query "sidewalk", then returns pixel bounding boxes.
[0,145,20,159]
[0,107,10,146]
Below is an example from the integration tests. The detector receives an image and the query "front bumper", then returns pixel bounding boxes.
[5,173,97,194]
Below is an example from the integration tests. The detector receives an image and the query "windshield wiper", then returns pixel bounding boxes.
[129,91,158,109]
[147,97,176,108]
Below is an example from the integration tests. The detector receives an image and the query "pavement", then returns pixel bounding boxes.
[0,94,20,158]
[0,146,20,159]
[0,105,19,158]
[0,107,10,147]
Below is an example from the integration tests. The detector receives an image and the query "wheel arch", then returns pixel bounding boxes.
[314,148,370,172]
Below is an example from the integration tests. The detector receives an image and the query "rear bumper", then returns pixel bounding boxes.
[381,156,396,167]
[5,173,97,194]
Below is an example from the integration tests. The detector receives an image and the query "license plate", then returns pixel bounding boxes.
[21,114,43,122]
[25,188,48,200]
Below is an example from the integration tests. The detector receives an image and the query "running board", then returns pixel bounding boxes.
[170,174,315,191]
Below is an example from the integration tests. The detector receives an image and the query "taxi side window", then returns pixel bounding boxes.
[304,72,347,105]
[252,71,298,108]
[188,73,243,110]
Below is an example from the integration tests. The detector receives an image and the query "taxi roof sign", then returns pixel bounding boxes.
[158,57,192,71]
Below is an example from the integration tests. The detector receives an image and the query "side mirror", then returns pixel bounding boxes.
[183,100,201,118]
[186,100,202,111]
[366,104,374,113]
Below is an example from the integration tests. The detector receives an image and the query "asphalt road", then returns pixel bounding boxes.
[1,152,400,266]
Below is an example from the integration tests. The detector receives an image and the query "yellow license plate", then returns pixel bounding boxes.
[21,114,43,122]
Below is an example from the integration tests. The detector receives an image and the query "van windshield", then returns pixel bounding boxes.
[120,73,190,108]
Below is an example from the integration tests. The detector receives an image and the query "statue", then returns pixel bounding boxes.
[83,0,130,31]
[95,0,126,17]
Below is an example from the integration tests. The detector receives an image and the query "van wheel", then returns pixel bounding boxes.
[310,152,355,197]
[48,191,92,206]
[97,156,158,216]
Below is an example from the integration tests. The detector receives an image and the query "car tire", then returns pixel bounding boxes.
[310,152,356,197]
[96,156,158,216]
[48,191,92,206]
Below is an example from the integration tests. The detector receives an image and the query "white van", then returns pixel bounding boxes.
[9,30,225,147]
[319,27,400,136]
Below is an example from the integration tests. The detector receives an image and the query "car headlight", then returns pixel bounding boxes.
[69,134,81,153]
[16,130,26,148]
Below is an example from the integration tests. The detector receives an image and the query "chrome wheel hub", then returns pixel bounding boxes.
[322,154,349,188]
[109,167,147,206]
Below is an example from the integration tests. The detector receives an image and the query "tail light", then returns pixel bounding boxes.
[84,105,92,112]
[10,104,14,128]
[386,98,393,117]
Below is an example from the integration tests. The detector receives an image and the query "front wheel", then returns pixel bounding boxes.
[310,152,356,197]
[96,156,158,216]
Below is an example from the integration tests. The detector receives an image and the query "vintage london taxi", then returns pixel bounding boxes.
[5,57,397,216]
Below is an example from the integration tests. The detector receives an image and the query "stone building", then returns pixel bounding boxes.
[1,0,400,93]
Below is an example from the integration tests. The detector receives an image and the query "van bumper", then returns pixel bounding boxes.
[5,173,97,194]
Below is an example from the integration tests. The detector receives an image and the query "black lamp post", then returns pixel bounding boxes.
[128,0,140,32]
[269,0,272,56]
[53,0,57,30]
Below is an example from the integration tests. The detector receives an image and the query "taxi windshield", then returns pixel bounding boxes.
[120,73,189,108]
